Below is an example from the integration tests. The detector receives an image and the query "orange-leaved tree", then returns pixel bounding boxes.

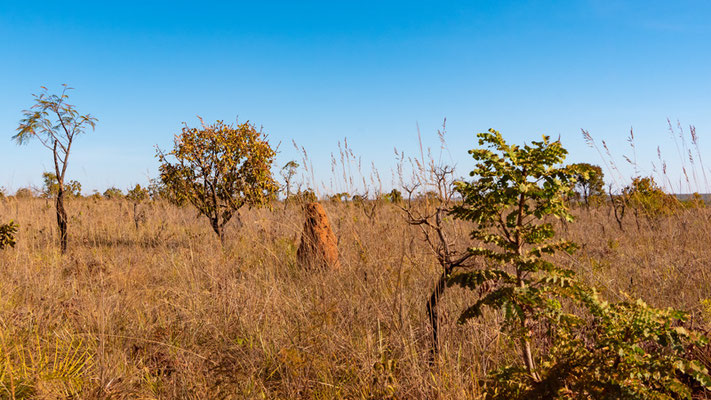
[157,119,278,243]
[14,85,97,253]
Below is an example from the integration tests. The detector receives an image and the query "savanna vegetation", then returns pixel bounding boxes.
[2,88,711,399]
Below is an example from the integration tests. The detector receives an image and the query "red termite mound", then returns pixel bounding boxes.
[297,202,339,269]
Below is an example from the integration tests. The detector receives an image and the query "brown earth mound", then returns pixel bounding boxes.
[297,202,339,269]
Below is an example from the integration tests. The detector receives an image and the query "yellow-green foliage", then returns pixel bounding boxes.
[0,330,92,399]
[126,184,149,203]
[624,176,679,218]
[0,221,18,249]
[157,119,278,241]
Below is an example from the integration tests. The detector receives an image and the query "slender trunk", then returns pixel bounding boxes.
[56,188,68,253]
[211,218,224,246]
[521,336,537,377]
[517,263,539,380]
[426,271,448,363]
[514,182,539,381]
[133,203,140,230]
[519,309,539,381]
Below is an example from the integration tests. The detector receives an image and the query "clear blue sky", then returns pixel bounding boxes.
[1,1,710,195]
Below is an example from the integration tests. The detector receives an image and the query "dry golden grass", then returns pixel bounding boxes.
[0,197,710,398]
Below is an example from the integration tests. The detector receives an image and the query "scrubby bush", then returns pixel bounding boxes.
[42,172,81,198]
[490,295,711,399]
[103,187,124,200]
[14,188,35,199]
[286,188,318,206]
[328,192,350,203]
[624,176,679,218]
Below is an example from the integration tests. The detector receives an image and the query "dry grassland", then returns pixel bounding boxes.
[1,197,710,398]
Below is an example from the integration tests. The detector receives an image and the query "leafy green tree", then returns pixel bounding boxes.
[126,184,148,203]
[14,85,97,253]
[567,162,604,208]
[450,129,577,380]
[0,221,19,249]
[157,119,278,243]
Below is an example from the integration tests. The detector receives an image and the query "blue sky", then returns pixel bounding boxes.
[1,1,710,195]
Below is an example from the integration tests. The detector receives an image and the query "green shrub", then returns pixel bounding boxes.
[488,293,711,399]
[0,221,19,249]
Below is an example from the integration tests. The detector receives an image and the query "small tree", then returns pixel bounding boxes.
[384,188,402,204]
[126,184,149,230]
[14,85,96,253]
[450,130,577,380]
[567,162,604,208]
[157,119,278,243]
[280,160,300,204]
[103,187,124,200]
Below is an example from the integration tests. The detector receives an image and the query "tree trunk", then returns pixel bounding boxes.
[426,271,448,363]
[56,188,68,253]
[520,328,539,381]
[133,203,139,230]
[518,280,540,381]
[210,218,224,246]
